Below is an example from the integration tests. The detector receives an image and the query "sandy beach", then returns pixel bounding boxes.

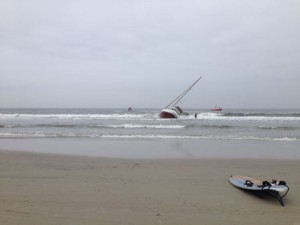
[1,147,300,225]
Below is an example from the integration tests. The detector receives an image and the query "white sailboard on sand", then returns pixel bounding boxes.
[229,175,289,206]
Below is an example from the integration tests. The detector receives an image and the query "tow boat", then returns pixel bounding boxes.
[210,106,222,111]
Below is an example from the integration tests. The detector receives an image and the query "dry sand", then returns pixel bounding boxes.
[1,150,300,225]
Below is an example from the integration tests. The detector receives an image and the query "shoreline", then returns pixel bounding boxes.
[1,137,300,159]
[1,149,300,225]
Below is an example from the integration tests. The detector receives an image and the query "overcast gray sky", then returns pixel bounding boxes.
[1,0,299,109]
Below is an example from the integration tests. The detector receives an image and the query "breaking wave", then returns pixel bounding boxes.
[258,126,298,130]
[0,132,298,141]
[0,124,185,129]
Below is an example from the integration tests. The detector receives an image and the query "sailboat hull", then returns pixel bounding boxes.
[159,109,179,118]
[159,76,202,119]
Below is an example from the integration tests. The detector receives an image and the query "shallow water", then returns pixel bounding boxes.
[1,108,300,142]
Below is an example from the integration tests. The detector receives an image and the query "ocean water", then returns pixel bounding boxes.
[1,108,300,142]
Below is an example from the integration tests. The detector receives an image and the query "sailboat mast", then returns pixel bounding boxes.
[166,76,202,108]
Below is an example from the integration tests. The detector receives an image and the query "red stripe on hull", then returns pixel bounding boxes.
[159,111,177,118]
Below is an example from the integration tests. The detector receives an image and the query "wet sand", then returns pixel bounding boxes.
[1,138,300,159]
[1,149,300,225]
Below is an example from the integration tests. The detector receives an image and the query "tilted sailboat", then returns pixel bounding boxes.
[159,77,202,119]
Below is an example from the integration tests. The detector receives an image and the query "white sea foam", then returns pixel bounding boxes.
[193,113,300,122]
[105,124,185,129]
[1,112,300,122]
[0,113,148,120]
[2,132,296,142]
[101,135,299,141]
[0,132,300,141]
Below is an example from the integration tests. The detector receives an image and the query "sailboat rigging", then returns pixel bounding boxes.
[159,77,202,119]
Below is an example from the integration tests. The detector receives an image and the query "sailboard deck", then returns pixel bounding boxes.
[229,175,289,206]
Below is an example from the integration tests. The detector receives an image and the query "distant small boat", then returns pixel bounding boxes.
[160,77,202,119]
[210,106,222,112]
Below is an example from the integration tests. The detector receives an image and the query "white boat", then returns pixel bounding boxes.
[159,77,202,119]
